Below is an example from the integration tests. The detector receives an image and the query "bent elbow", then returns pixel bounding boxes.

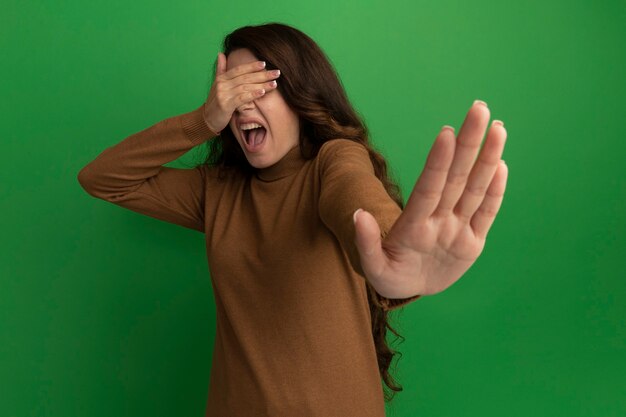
[77,166,95,195]
[76,166,108,200]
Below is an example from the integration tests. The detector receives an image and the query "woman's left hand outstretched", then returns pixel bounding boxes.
[353,100,508,298]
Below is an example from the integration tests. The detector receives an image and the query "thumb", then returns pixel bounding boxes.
[353,208,386,278]
[216,52,227,76]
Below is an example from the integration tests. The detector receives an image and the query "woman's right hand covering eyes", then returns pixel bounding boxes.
[202,52,281,134]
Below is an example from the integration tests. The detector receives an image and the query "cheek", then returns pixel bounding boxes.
[228,120,239,137]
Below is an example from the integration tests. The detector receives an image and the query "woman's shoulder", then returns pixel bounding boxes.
[195,162,247,187]
[318,138,366,153]
[316,138,370,170]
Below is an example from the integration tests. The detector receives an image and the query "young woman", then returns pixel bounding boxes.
[78,22,508,417]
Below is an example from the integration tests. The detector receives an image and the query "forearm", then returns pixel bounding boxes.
[77,103,216,200]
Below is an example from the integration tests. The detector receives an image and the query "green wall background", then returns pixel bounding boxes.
[2,0,624,416]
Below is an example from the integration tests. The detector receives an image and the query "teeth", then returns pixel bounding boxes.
[241,122,263,130]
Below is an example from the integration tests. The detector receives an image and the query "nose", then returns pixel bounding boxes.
[236,99,256,113]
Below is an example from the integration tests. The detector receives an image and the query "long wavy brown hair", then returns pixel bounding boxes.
[200,22,410,403]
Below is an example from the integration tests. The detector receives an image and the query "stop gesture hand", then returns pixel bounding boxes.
[353,100,508,298]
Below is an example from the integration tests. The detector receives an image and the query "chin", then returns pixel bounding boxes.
[247,160,266,169]
[243,153,274,169]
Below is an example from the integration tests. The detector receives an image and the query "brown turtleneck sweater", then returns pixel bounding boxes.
[77,104,421,417]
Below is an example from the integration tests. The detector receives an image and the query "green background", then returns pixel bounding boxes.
[2,0,624,416]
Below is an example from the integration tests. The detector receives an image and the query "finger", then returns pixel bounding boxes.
[221,59,267,81]
[232,77,282,111]
[403,126,456,223]
[232,88,267,110]
[435,101,491,216]
[470,160,508,240]
[223,68,279,111]
[232,77,279,97]
[454,121,507,221]
[228,70,280,102]
[232,68,281,85]
[353,209,386,280]
[216,52,227,77]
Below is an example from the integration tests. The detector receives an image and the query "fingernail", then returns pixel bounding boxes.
[259,61,266,68]
[353,208,363,225]
[492,119,504,127]
[473,99,488,107]
[441,125,455,133]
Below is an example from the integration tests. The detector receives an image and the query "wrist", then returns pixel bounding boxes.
[202,102,221,135]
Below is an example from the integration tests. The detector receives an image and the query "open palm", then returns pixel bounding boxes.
[353,100,508,298]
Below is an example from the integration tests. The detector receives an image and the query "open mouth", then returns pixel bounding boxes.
[241,126,267,149]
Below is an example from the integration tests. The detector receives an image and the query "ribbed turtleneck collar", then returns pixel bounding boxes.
[254,144,308,182]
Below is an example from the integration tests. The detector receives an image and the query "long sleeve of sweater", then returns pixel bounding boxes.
[318,139,421,310]
[77,103,217,233]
